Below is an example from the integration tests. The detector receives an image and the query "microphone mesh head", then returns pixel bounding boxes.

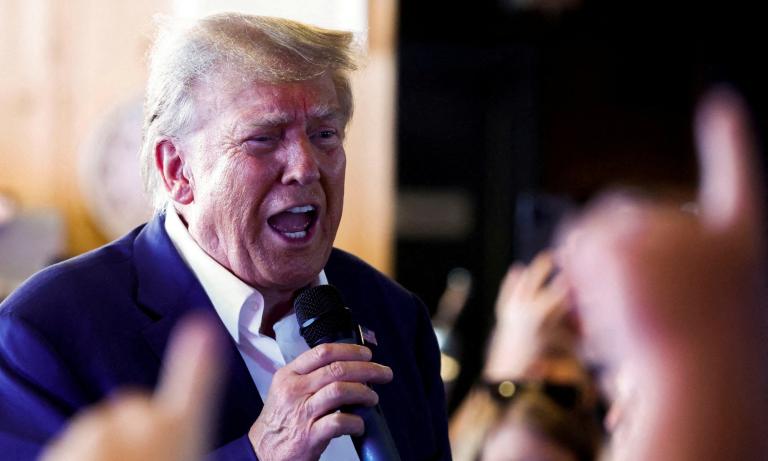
[294,285,354,347]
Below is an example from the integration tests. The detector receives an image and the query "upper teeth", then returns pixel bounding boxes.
[287,205,315,213]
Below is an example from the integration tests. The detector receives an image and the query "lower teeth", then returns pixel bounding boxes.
[284,231,307,239]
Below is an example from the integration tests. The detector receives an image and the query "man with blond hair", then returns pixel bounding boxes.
[0,13,450,461]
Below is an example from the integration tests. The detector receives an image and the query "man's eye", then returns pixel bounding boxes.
[312,129,340,145]
[249,135,277,143]
[242,135,279,154]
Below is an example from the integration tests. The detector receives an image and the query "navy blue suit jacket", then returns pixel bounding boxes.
[0,214,450,460]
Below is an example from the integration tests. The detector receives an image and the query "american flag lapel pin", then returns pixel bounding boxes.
[358,325,378,346]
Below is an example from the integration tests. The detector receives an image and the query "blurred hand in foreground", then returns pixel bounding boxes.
[558,88,768,461]
[40,315,224,461]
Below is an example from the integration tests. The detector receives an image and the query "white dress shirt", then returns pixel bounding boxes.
[164,206,359,461]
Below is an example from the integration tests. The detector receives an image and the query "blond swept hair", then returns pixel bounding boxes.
[140,12,358,210]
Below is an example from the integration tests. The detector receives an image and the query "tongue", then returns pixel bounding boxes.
[268,211,312,233]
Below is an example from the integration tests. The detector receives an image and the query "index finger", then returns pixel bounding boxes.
[696,87,763,236]
[289,343,372,375]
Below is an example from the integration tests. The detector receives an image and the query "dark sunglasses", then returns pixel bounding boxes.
[483,379,583,410]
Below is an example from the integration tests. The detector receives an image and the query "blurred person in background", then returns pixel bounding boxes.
[450,252,603,461]
[480,390,597,461]
[0,13,449,461]
[450,88,768,461]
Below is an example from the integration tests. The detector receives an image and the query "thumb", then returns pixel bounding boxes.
[695,86,763,237]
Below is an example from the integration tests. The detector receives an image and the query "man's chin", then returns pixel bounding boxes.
[254,242,333,290]
[264,263,327,292]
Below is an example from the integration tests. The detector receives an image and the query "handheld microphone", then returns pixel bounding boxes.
[294,285,402,461]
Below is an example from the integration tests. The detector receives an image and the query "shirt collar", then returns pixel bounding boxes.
[163,205,326,343]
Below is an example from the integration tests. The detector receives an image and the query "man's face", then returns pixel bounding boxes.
[177,73,346,297]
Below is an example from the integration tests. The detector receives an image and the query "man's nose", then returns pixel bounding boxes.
[281,137,321,186]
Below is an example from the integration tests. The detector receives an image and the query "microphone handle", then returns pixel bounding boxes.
[332,334,401,461]
[347,404,402,461]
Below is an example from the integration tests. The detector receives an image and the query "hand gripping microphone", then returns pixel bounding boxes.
[294,285,402,461]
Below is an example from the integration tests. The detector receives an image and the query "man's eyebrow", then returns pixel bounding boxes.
[243,106,342,128]
[307,104,343,121]
[246,113,293,127]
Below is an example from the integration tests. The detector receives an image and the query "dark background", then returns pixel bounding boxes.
[393,0,768,412]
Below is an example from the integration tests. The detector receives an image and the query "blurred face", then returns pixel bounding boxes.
[482,422,576,461]
[175,73,346,301]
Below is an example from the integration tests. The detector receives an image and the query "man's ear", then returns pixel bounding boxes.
[155,138,194,205]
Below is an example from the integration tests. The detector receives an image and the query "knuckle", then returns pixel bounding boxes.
[327,361,346,379]
[272,366,291,383]
[283,378,305,398]
[301,397,316,419]
[313,343,334,362]
[327,381,347,400]
[267,375,303,402]
[274,364,289,376]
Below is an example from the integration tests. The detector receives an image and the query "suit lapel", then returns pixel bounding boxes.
[132,213,264,443]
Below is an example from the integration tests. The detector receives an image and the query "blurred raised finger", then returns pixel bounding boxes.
[155,314,224,417]
[517,251,557,298]
[696,87,762,236]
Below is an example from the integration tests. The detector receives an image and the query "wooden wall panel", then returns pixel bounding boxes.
[0,0,168,256]
[335,0,398,275]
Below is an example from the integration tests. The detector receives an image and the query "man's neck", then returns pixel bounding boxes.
[259,293,296,339]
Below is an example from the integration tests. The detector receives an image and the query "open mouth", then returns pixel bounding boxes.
[267,205,318,240]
